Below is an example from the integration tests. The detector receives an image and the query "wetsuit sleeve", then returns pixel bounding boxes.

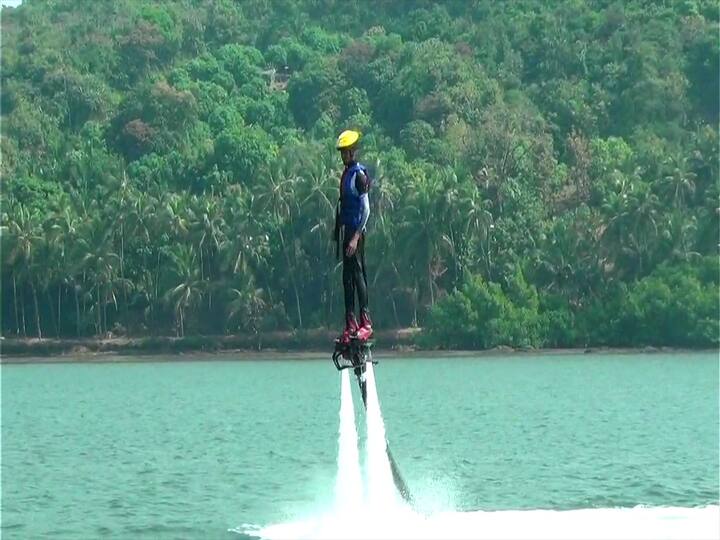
[359,193,370,232]
[355,170,370,231]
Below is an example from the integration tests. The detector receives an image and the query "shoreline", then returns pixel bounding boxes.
[0,331,714,364]
[0,329,419,360]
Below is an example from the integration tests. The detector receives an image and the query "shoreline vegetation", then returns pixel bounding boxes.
[2,1,718,354]
[0,328,419,359]
[1,328,714,362]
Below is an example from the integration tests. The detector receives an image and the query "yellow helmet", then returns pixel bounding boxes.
[336,130,360,150]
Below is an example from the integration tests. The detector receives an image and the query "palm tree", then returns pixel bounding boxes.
[46,204,82,337]
[163,244,204,337]
[124,189,159,331]
[398,167,455,315]
[294,149,339,326]
[658,154,697,209]
[188,194,226,319]
[435,176,496,287]
[76,216,122,335]
[629,183,661,277]
[3,204,43,337]
[218,186,270,332]
[34,232,61,337]
[361,156,406,327]
[226,260,267,338]
[149,191,192,329]
[255,156,305,327]
[657,210,700,264]
[601,178,660,279]
[109,172,145,320]
[534,211,602,307]
[694,175,719,254]
[1,214,20,335]
[63,191,89,336]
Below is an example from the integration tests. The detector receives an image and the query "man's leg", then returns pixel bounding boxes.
[354,234,373,340]
[339,235,359,343]
[342,250,355,315]
[353,234,368,312]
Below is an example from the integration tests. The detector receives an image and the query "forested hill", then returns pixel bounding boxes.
[1,0,718,348]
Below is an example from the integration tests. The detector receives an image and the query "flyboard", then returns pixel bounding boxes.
[333,336,412,503]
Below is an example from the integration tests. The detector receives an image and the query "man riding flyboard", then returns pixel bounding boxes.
[331,130,376,395]
[335,129,373,344]
[330,135,411,504]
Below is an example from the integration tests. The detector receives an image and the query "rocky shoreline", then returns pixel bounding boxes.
[0,329,421,360]
[1,329,710,363]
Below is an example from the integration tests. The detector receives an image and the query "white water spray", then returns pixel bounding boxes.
[334,369,363,512]
[242,505,720,540]
[235,366,719,539]
[363,362,402,510]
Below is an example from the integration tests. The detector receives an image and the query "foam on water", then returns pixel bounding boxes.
[238,505,719,540]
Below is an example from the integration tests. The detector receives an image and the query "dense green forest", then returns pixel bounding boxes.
[1,0,718,348]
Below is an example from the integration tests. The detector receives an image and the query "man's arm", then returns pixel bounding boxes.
[356,171,370,232]
[358,193,370,232]
[355,170,370,234]
[346,171,370,256]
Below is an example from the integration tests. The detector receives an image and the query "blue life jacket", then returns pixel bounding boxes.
[340,162,369,231]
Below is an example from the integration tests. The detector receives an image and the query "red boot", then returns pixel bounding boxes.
[338,312,359,345]
[355,310,373,341]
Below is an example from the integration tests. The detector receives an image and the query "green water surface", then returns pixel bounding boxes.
[1,353,718,538]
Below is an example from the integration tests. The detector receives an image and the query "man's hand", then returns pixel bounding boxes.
[345,232,360,257]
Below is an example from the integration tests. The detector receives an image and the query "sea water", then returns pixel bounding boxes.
[1,353,718,538]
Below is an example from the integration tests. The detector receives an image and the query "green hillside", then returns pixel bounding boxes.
[1,0,718,348]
